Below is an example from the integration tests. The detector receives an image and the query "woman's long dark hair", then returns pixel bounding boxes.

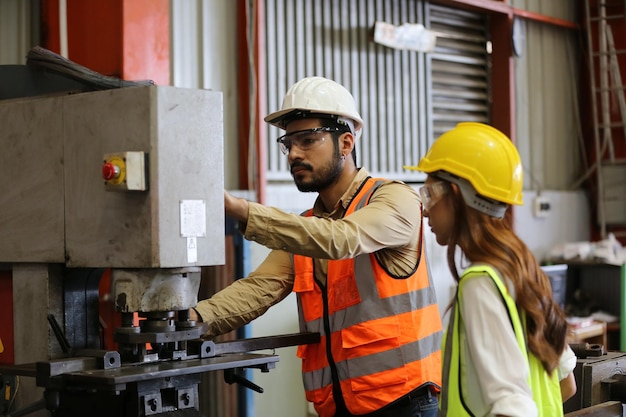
[445,184,569,374]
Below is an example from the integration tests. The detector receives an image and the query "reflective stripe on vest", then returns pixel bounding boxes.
[293,177,443,417]
[440,265,563,417]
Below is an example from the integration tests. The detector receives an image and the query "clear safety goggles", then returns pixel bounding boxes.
[418,181,449,210]
[276,127,342,155]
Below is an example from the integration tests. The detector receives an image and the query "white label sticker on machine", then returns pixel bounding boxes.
[180,200,207,237]
[180,200,206,263]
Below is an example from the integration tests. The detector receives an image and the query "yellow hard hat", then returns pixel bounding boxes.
[405,122,524,205]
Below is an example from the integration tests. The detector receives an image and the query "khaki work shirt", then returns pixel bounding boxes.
[194,168,423,337]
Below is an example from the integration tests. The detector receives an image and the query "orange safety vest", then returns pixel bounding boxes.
[293,177,443,417]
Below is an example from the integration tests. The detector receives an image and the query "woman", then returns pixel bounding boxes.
[405,122,576,417]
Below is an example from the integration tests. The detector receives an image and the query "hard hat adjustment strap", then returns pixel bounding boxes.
[435,171,508,219]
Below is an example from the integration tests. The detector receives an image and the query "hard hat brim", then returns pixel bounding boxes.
[264,108,298,128]
[265,108,364,132]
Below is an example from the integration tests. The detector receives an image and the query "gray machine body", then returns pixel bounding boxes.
[0,85,225,269]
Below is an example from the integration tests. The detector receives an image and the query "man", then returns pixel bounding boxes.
[192,76,442,417]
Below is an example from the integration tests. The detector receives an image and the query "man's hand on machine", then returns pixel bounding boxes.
[224,190,249,223]
[188,308,201,322]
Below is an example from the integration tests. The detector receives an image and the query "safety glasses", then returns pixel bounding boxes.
[418,181,449,210]
[276,127,342,155]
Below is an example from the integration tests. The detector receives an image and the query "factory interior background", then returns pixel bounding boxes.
[1,0,626,416]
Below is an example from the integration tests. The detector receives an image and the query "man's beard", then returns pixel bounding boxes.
[292,151,343,193]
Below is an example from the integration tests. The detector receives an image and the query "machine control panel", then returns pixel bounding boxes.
[102,151,147,191]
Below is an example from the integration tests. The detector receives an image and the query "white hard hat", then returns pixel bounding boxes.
[265,76,363,135]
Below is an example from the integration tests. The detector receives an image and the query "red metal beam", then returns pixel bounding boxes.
[237,1,252,193]
[256,1,267,205]
[0,271,14,365]
[40,0,169,84]
[513,8,579,30]
[65,0,123,77]
[489,12,516,142]
[433,0,511,14]
[237,0,267,204]
[433,0,579,30]
[122,0,170,86]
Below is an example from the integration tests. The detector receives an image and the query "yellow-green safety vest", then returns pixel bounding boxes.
[439,265,562,417]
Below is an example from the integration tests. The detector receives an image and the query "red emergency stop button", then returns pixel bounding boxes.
[102,161,120,180]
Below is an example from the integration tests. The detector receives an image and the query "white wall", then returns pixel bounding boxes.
[171,0,241,190]
[515,189,591,262]
[413,188,592,315]
[0,0,32,65]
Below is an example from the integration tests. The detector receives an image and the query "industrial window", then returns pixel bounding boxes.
[263,0,490,182]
